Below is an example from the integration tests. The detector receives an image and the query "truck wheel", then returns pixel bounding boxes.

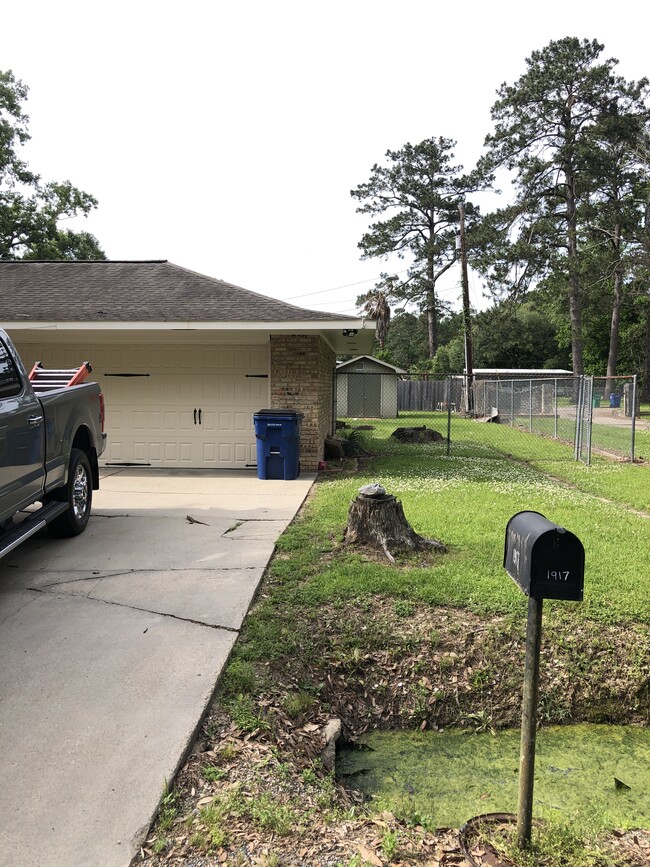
[48,448,93,537]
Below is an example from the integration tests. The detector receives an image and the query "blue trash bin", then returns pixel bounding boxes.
[609,393,621,408]
[254,410,303,480]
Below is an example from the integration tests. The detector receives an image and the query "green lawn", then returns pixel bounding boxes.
[308,413,650,623]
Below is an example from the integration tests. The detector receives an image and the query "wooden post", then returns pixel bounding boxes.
[517,595,543,848]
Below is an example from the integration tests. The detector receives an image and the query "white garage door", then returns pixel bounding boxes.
[14,341,269,469]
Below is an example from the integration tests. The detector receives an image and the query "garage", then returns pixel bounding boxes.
[1,259,376,470]
[13,340,269,469]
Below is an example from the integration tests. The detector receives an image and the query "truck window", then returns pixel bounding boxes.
[0,340,22,398]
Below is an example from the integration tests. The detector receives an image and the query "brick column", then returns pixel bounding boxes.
[269,335,336,470]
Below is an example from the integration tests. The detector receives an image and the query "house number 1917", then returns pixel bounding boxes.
[547,570,570,581]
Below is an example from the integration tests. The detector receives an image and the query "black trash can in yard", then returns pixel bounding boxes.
[254,410,303,480]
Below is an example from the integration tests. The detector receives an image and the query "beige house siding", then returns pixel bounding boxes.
[270,335,335,470]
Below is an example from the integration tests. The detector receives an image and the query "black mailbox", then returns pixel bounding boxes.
[504,511,584,601]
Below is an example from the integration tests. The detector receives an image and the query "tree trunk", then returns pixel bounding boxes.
[344,494,447,563]
[604,222,623,400]
[642,202,650,402]
[426,248,438,359]
[643,293,650,402]
[565,165,584,376]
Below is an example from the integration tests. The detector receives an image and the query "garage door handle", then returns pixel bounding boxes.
[193,408,197,425]
[198,408,202,425]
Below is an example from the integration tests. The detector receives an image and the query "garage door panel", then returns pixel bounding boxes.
[202,442,217,463]
[236,443,250,462]
[133,441,149,461]
[249,379,266,400]
[233,412,249,431]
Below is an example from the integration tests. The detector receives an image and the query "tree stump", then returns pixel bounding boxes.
[344,493,447,563]
[391,426,446,443]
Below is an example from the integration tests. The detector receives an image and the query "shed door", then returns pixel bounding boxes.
[347,374,381,417]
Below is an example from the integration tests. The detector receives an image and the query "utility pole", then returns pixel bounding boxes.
[458,202,474,414]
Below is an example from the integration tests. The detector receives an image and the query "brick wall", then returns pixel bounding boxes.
[269,335,336,470]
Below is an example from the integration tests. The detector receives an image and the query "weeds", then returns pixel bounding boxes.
[225,694,267,732]
[282,691,316,718]
[202,764,227,782]
[221,659,257,696]
[483,820,615,867]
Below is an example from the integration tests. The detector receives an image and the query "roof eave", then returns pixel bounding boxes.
[3,318,377,354]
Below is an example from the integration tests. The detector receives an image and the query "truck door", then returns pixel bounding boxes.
[0,338,44,520]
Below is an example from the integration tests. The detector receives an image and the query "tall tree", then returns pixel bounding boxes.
[0,70,105,259]
[580,99,649,390]
[628,127,650,400]
[481,37,648,375]
[351,137,487,359]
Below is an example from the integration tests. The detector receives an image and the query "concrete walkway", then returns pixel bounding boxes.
[0,469,314,867]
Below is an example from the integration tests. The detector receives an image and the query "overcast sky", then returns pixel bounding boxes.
[5,1,649,319]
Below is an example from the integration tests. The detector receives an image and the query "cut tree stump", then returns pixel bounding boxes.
[344,493,447,563]
[391,426,446,443]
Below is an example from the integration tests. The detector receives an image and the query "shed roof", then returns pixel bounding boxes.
[0,260,351,324]
[336,355,406,374]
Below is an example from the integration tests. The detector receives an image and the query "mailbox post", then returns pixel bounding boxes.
[504,511,584,848]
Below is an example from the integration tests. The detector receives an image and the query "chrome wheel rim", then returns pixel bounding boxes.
[72,464,90,521]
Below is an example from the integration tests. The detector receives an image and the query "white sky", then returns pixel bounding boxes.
[5,1,649,319]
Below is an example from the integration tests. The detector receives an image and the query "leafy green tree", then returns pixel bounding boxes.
[626,129,650,399]
[481,37,649,375]
[376,310,429,370]
[430,346,451,376]
[472,302,568,370]
[351,137,488,359]
[580,103,649,389]
[0,70,105,259]
[444,338,465,374]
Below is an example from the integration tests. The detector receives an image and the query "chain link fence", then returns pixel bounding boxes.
[334,371,643,464]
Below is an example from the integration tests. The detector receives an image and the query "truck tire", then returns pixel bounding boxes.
[48,448,93,537]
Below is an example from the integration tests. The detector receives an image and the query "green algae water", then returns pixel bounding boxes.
[337,725,650,831]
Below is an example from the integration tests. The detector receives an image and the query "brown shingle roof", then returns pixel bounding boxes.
[0,260,351,323]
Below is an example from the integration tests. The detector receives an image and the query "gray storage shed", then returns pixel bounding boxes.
[336,356,405,418]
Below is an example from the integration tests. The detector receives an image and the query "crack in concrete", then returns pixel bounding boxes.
[31,565,262,589]
[28,586,243,633]
[0,592,40,625]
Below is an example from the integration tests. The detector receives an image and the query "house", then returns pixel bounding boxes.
[335,355,405,418]
[0,260,374,471]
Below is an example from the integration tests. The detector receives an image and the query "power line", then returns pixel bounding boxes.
[283,268,410,301]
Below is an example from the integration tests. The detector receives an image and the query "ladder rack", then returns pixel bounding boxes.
[28,361,93,393]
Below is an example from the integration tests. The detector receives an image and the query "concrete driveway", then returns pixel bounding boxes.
[0,468,314,867]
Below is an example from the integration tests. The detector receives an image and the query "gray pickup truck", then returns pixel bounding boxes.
[0,329,107,559]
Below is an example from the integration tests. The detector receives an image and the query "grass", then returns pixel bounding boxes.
[192,787,298,854]
[272,421,650,623]
[477,819,623,867]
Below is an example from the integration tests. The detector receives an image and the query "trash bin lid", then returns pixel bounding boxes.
[254,409,304,418]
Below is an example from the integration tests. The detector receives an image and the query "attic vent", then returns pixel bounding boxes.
[355,361,364,371]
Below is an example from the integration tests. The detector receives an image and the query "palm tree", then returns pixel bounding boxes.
[357,280,392,350]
